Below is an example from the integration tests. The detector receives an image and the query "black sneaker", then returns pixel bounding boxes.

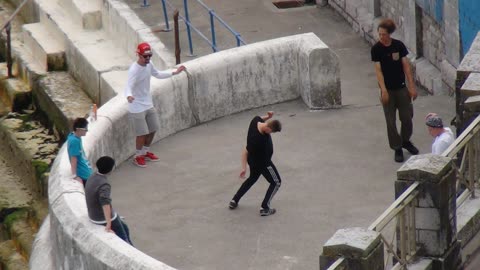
[402,141,419,155]
[394,149,404,163]
[229,200,238,210]
[260,208,276,216]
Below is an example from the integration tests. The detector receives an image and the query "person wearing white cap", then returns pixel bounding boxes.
[425,113,455,155]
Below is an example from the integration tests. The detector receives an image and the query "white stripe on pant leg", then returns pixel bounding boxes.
[266,166,280,208]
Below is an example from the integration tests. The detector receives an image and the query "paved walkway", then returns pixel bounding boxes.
[112,1,457,269]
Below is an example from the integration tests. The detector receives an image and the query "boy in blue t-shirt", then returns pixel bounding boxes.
[67,118,92,185]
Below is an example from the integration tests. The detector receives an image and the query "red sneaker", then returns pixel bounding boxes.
[133,156,147,168]
[144,152,160,162]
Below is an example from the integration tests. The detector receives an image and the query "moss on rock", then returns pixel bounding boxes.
[31,160,49,181]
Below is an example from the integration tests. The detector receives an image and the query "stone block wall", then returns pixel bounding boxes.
[422,12,444,70]
[379,0,406,39]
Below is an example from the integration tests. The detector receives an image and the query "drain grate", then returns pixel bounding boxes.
[272,0,305,9]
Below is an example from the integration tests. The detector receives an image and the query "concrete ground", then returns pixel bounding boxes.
[111,1,459,269]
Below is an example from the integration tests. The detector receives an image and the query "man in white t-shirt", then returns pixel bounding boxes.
[425,113,455,155]
[125,42,186,168]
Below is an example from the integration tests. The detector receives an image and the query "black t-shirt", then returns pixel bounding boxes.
[371,39,408,90]
[246,116,273,168]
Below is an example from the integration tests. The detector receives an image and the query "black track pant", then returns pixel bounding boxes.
[232,162,281,209]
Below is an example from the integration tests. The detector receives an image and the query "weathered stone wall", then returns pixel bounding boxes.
[421,12,444,70]
[30,32,341,269]
[379,0,406,38]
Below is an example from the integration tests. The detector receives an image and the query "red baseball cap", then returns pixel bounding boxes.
[137,42,152,55]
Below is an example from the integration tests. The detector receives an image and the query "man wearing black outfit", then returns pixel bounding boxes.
[229,111,282,216]
[371,18,419,162]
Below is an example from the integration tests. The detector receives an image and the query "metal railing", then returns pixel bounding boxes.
[326,115,480,270]
[442,114,480,207]
[160,0,246,55]
[1,0,29,78]
[327,182,420,270]
[368,181,420,269]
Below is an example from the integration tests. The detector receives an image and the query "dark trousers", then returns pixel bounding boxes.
[382,87,413,150]
[232,162,282,209]
[105,216,133,246]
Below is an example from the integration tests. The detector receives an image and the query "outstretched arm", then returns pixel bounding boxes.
[172,65,186,75]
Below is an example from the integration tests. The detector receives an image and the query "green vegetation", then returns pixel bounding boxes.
[3,209,27,229]
[32,160,49,180]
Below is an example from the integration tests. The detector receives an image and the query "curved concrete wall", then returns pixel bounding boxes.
[33,33,340,269]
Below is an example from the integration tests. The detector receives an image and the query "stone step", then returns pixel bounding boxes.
[0,63,31,112]
[461,73,480,97]
[0,0,46,88]
[37,0,131,104]
[0,240,29,270]
[22,23,66,72]
[34,71,92,139]
[414,57,443,95]
[60,0,102,30]
[4,211,35,260]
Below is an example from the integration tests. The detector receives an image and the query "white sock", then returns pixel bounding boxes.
[135,149,143,157]
[142,146,149,155]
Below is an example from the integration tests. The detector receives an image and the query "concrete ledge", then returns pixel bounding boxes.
[39,33,341,269]
[29,215,55,270]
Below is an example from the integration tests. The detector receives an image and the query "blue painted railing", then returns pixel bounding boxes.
[160,0,247,55]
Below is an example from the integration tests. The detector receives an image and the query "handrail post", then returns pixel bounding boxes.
[469,142,475,197]
[183,0,194,56]
[408,203,416,256]
[235,33,242,47]
[173,10,181,65]
[6,22,12,78]
[141,0,150,7]
[209,10,217,52]
[161,0,171,31]
[399,210,407,263]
